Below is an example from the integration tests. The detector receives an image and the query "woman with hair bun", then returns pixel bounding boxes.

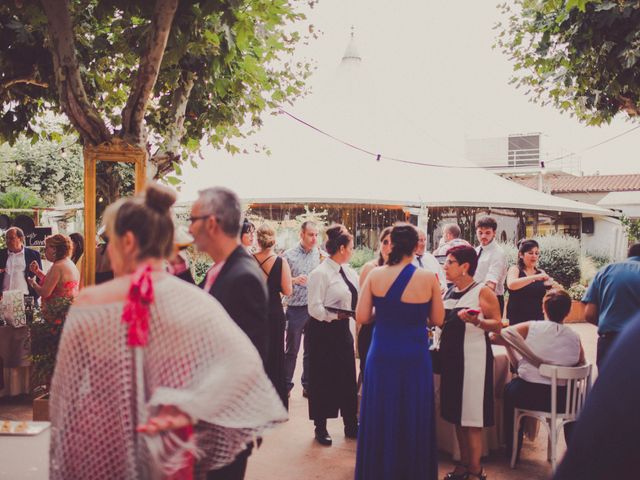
[48,183,287,480]
[355,223,444,480]
[252,223,293,409]
[306,224,359,446]
[28,233,80,323]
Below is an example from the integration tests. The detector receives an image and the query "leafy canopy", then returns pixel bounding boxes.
[1,0,314,181]
[496,0,640,125]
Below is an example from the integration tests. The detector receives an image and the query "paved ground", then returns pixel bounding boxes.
[0,323,598,480]
[246,323,598,480]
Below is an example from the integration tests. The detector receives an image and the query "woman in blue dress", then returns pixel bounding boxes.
[355,223,445,480]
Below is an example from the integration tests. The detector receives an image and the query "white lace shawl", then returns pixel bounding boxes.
[49,276,287,479]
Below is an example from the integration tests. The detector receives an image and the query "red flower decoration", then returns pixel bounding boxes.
[121,265,155,347]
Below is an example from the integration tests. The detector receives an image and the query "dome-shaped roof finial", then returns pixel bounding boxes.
[342,25,361,63]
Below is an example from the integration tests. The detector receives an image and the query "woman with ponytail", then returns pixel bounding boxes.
[306,224,360,446]
[49,183,286,480]
[355,223,444,480]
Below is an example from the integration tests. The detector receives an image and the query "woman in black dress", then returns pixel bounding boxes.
[506,239,551,325]
[253,224,292,409]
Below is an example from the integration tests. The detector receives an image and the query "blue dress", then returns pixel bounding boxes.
[355,264,437,480]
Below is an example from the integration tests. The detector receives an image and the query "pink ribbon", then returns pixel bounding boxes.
[122,265,154,347]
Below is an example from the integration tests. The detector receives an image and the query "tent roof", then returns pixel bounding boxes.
[180,32,616,219]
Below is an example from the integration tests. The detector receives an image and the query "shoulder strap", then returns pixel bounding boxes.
[385,264,417,301]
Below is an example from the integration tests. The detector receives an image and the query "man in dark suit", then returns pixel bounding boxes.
[189,186,269,480]
[1,227,42,301]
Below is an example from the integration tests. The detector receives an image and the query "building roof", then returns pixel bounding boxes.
[513,174,640,193]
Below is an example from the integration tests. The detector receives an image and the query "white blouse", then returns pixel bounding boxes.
[307,258,359,322]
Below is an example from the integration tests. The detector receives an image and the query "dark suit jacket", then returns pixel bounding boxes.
[202,246,269,363]
[0,247,43,300]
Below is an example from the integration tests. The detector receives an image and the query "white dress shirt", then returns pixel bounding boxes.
[2,249,29,295]
[413,252,447,291]
[307,258,359,322]
[474,240,507,295]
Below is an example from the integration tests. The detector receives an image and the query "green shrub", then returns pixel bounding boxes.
[535,234,581,288]
[498,241,518,268]
[567,283,587,302]
[580,255,598,286]
[349,247,376,272]
[587,251,612,270]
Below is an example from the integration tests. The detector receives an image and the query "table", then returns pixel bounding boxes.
[0,325,31,397]
[434,345,512,460]
[0,427,50,479]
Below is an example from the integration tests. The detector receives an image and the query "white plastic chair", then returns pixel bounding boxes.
[510,363,592,471]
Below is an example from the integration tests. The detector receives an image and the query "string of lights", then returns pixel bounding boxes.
[278,108,640,171]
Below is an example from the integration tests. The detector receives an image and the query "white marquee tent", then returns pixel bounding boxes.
[179,33,615,219]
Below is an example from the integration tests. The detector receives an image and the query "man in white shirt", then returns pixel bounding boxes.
[412,229,447,292]
[473,216,507,313]
[0,227,42,301]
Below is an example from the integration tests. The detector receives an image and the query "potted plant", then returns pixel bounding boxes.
[565,284,587,323]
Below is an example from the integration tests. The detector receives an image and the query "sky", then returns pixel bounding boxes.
[178,0,640,201]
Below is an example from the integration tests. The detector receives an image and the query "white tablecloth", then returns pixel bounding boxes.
[0,428,50,479]
[434,345,511,460]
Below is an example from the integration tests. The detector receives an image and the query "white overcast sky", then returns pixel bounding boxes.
[178,0,639,200]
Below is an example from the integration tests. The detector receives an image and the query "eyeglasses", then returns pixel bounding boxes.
[444,259,459,266]
[188,214,211,224]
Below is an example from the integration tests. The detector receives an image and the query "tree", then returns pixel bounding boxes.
[496,0,640,125]
[0,186,44,209]
[1,0,314,201]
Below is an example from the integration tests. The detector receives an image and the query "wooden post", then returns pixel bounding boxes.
[83,139,147,286]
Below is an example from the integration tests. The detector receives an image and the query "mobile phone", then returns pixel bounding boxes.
[466,308,481,316]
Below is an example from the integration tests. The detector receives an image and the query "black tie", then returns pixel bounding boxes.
[416,255,424,268]
[477,247,483,260]
[339,267,358,311]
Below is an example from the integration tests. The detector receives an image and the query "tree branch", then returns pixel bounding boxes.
[150,71,195,178]
[121,0,178,146]
[41,0,111,146]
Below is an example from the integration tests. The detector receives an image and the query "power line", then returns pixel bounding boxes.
[547,124,640,163]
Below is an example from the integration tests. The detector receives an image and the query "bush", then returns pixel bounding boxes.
[349,247,376,272]
[587,251,612,270]
[497,241,518,268]
[580,255,598,286]
[535,235,581,288]
[567,283,587,302]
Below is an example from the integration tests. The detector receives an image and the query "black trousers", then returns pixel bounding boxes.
[206,445,252,480]
[504,377,573,459]
[596,333,619,369]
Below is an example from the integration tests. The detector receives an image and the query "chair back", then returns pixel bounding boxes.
[539,363,592,420]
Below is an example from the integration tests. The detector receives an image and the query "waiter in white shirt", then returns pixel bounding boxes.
[306,224,359,447]
[0,227,42,301]
[413,229,447,292]
[473,216,508,314]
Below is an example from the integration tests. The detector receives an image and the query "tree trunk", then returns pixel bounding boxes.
[41,0,111,146]
[121,0,179,147]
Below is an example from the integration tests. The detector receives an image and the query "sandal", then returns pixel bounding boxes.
[444,463,468,480]
[467,468,487,480]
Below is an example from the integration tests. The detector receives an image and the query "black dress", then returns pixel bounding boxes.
[506,268,546,325]
[255,254,288,409]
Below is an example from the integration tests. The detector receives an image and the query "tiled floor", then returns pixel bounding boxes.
[0,323,598,480]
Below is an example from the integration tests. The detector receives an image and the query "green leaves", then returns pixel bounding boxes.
[496,0,640,124]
